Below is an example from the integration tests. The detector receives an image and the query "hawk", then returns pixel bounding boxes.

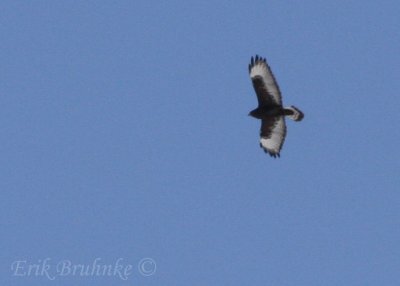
[248,55,304,158]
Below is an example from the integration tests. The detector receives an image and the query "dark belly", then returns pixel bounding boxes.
[249,106,283,119]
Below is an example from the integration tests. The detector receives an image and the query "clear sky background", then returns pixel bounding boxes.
[1,1,399,285]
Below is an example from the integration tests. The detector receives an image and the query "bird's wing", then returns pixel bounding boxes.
[249,55,283,107]
[260,116,287,158]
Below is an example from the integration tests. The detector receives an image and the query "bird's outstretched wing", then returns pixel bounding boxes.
[249,55,283,107]
[260,116,287,157]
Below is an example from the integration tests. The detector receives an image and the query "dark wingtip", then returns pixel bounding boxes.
[250,54,268,69]
[259,143,281,159]
[251,54,267,65]
[249,56,254,72]
[267,151,280,158]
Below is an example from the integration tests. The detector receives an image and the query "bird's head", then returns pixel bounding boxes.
[248,109,258,118]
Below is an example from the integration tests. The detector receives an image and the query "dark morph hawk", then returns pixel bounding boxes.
[248,55,304,158]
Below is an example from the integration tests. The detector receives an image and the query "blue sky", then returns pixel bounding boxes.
[1,1,399,285]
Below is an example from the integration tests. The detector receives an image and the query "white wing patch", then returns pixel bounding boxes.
[249,57,282,106]
[260,117,286,157]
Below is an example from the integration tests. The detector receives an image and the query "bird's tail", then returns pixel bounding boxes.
[284,106,304,121]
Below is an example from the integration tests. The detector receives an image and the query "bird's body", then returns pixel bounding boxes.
[248,55,304,158]
[249,106,288,119]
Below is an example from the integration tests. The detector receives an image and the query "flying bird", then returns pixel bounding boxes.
[248,55,304,158]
